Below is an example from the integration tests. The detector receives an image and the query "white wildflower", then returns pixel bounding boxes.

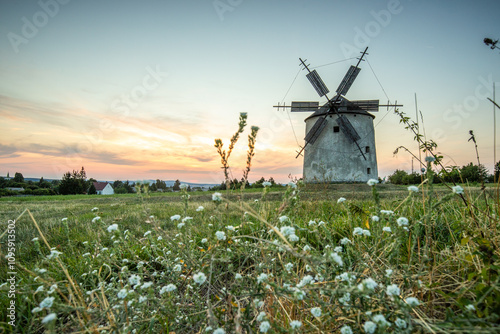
[47,250,62,260]
[310,307,322,317]
[285,262,293,272]
[143,230,152,237]
[201,238,208,243]
[382,226,392,233]
[279,215,289,223]
[262,181,272,187]
[405,297,420,306]
[340,325,353,334]
[170,214,181,221]
[235,273,242,279]
[280,226,295,237]
[303,245,311,252]
[340,237,352,245]
[337,197,346,203]
[196,206,204,212]
[331,252,343,266]
[373,314,389,326]
[362,229,371,237]
[259,321,271,333]
[288,234,299,242]
[180,183,188,190]
[452,185,464,194]
[92,216,101,223]
[117,288,128,299]
[408,185,419,192]
[257,311,267,321]
[215,231,226,240]
[257,273,268,284]
[129,274,141,287]
[361,277,378,290]
[107,224,118,232]
[193,272,207,285]
[363,321,377,334]
[173,264,182,272]
[39,296,54,309]
[141,282,153,289]
[212,192,222,202]
[397,217,409,226]
[380,210,394,215]
[290,320,302,329]
[213,328,225,334]
[371,215,379,222]
[367,178,379,186]
[41,313,57,324]
[395,318,407,329]
[387,284,400,296]
[353,227,364,236]
[466,304,476,311]
[91,207,98,212]
[177,222,185,229]
[160,284,177,294]
[385,269,393,277]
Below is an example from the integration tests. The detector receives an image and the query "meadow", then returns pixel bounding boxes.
[0,179,499,333]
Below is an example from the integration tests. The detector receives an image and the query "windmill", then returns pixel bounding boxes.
[275,47,401,182]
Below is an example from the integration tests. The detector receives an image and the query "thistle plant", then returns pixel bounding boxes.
[214,113,259,191]
[241,125,259,191]
[214,113,247,190]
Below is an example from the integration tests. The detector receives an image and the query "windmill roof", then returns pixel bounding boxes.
[93,182,112,191]
[305,100,375,121]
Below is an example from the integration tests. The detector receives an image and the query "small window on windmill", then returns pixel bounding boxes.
[333,126,340,133]
[365,146,370,153]
[367,168,371,174]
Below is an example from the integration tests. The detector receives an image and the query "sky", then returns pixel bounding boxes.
[1,0,499,184]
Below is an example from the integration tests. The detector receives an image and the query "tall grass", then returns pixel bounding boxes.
[0,177,499,333]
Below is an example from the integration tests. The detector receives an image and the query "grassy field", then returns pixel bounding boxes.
[0,181,499,333]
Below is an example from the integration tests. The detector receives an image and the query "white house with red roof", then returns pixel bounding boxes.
[93,182,114,195]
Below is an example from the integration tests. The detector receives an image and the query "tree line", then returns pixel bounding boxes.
[387,162,498,185]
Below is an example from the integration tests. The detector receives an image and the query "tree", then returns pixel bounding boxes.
[13,172,24,183]
[173,179,181,191]
[88,183,97,195]
[460,163,487,183]
[113,180,124,189]
[388,170,408,185]
[59,167,89,195]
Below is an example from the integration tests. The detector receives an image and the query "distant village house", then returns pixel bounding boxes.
[93,182,114,195]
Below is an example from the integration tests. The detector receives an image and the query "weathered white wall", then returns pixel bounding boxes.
[303,112,378,183]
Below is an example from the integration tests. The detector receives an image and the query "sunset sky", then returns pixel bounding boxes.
[1,0,500,184]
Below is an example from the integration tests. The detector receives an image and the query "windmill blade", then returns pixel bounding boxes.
[336,115,361,142]
[304,117,327,145]
[347,100,379,112]
[291,101,320,112]
[306,70,330,97]
[336,66,361,97]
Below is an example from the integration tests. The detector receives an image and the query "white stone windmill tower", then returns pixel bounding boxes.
[276,48,401,183]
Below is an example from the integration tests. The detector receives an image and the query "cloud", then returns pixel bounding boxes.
[0,144,20,158]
